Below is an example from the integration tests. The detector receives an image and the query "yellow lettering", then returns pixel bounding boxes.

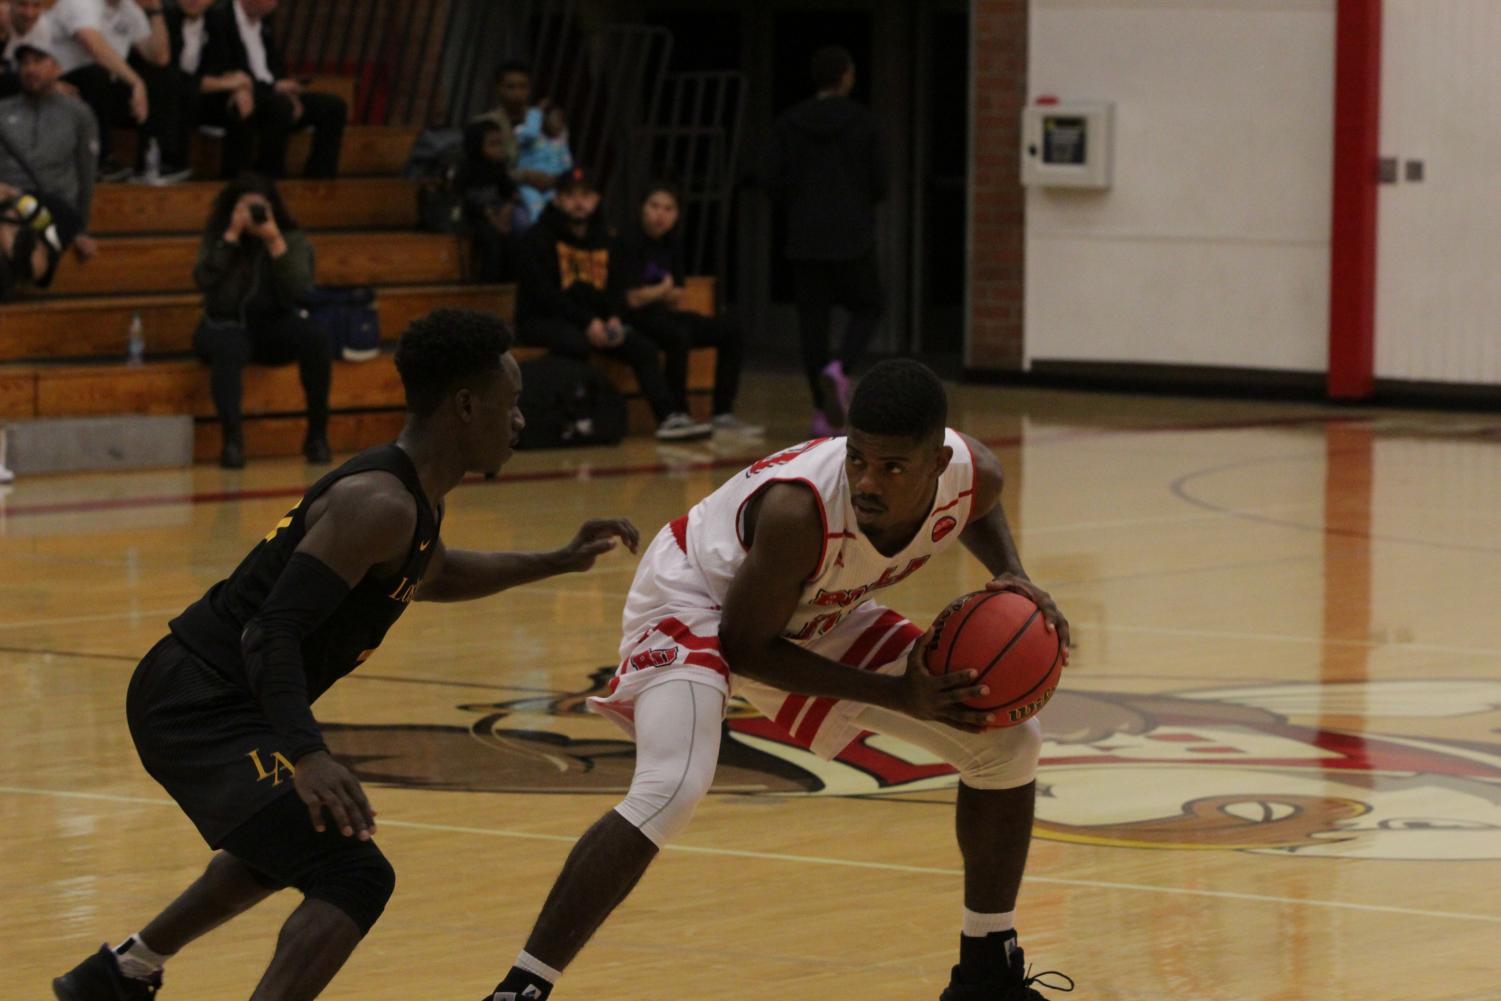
[263,501,302,542]
[247,748,297,786]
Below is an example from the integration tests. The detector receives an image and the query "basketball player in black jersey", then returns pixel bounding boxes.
[52,308,640,1001]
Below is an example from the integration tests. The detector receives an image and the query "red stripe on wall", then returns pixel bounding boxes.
[1327,0,1382,399]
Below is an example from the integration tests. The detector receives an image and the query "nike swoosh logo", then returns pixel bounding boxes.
[419,539,432,551]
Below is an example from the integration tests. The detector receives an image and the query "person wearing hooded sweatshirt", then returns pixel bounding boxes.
[765,44,887,437]
[515,165,712,442]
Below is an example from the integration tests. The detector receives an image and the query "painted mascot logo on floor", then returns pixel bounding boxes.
[322,672,1501,861]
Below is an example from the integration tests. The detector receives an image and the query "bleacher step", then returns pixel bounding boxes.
[90,178,420,235]
[0,285,514,363]
[42,231,465,296]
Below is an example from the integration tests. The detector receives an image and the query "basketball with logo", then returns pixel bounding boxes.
[923,590,1062,728]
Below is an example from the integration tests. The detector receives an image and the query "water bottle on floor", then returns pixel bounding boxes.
[127,312,145,365]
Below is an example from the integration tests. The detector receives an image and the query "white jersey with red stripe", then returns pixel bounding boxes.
[589,430,979,758]
[683,429,976,642]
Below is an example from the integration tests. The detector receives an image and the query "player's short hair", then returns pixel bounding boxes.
[811,45,853,90]
[394,309,513,417]
[847,359,948,445]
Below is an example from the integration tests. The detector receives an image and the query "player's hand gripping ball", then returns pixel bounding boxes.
[923,590,1063,728]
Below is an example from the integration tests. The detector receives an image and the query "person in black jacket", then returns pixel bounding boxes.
[765,44,888,436]
[616,179,760,436]
[164,0,260,178]
[515,166,711,442]
[200,0,346,178]
[192,173,330,469]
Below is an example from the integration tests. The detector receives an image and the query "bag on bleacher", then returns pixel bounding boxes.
[404,126,466,234]
[516,355,627,450]
[301,286,380,362]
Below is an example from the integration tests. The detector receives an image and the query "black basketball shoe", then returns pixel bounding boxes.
[939,935,1073,1000]
[53,944,162,1000]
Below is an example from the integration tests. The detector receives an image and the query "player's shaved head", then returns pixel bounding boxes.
[847,359,948,447]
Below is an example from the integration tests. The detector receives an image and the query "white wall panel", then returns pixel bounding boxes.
[1376,0,1501,385]
[1025,0,1335,371]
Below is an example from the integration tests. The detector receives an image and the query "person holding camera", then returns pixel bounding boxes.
[193,173,330,468]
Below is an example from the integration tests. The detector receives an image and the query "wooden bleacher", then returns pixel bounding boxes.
[1,122,718,463]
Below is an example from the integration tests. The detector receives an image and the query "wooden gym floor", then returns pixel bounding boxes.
[4,374,1500,1000]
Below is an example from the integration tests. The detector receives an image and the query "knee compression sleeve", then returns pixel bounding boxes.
[613,680,724,846]
[851,706,1042,791]
[220,790,396,936]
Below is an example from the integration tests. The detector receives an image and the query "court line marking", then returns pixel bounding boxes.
[3,783,1498,927]
[1070,621,1501,659]
[0,607,188,632]
[0,414,1370,520]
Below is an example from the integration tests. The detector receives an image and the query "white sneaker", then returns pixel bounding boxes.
[656,412,713,441]
[0,465,13,484]
[711,413,764,436]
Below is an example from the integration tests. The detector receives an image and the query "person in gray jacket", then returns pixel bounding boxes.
[0,38,98,295]
[193,172,330,469]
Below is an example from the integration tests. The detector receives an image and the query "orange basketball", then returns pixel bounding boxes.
[923,590,1062,728]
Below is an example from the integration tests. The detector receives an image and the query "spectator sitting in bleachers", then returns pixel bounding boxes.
[616,179,761,437]
[192,173,330,469]
[0,38,99,299]
[516,165,711,442]
[164,0,258,178]
[514,102,571,226]
[456,117,521,281]
[480,59,570,229]
[201,0,346,179]
[47,0,189,182]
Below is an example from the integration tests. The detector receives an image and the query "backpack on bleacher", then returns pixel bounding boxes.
[403,126,467,234]
[300,286,380,362]
[515,355,627,449]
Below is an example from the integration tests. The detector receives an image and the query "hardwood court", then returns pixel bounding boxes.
[4,376,1500,1001]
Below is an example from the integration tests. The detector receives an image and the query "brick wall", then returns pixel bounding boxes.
[967,0,1028,372]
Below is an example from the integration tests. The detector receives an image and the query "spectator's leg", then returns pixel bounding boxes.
[603,330,677,425]
[294,92,347,179]
[174,72,208,173]
[687,312,746,417]
[791,260,835,410]
[131,54,184,171]
[472,223,516,283]
[252,86,295,178]
[518,317,591,359]
[833,249,884,375]
[251,312,332,455]
[62,65,118,165]
[214,91,256,180]
[193,319,253,463]
[628,311,692,414]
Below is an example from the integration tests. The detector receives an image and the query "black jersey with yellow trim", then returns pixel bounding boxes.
[169,443,442,703]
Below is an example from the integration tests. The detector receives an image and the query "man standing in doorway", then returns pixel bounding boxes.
[766,44,887,436]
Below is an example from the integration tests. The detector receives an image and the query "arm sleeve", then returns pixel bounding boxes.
[269,230,314,304]
[240,552,352,761]
[193,234,236,290]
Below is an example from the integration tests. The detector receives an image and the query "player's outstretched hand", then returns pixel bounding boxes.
[293,750,377,840]
[557,518,641,572]
[985,573,1071,665]
[893,635,994,733]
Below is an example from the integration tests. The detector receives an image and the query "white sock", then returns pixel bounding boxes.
[962,908,1015,938]
[113,933,168,981]
[514,950,561,984]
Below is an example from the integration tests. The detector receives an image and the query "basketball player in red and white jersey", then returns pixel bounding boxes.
[482,359,1074,1000]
